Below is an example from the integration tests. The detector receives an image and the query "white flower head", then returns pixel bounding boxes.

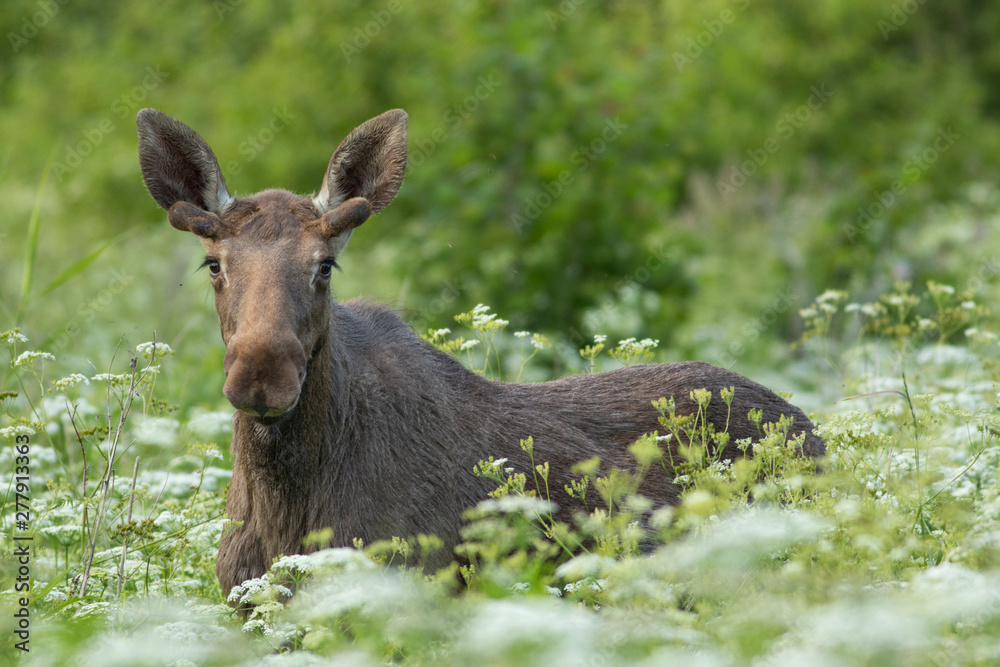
[816,289,847,304]
[15,351,56,368]
[1,330,29,344]
[136,341,174,359]
[0,423,37,438]
[51,373,90,390]
[860,304,880,317]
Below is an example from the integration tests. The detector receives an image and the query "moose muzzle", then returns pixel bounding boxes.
[222,332,308,418]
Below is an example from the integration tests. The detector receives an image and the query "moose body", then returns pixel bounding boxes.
[137,108,824,596]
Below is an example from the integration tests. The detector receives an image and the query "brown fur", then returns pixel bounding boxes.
[136,108,825,597]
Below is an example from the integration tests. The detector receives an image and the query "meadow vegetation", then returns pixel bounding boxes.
[4,284,1000,665]
[3,0,1000,664]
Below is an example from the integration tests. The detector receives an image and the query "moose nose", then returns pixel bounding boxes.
[222,333,307,418]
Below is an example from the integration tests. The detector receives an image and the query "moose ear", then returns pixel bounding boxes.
[312,197,373,259]
[313,109,407,215]
[137,108,233,214]
[168,201,222,239]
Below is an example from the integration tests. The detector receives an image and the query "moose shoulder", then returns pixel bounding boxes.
[136,108,824,596]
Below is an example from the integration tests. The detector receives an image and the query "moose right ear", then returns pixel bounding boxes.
[137,108,233,214]
[168,201,222,239]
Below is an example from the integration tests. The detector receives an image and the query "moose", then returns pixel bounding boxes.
[136,108,824,596]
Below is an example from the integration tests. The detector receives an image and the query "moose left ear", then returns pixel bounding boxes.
[313,109,407,215]
[312,197,373,258]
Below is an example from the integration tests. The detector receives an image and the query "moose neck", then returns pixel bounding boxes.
[231,319,346,502]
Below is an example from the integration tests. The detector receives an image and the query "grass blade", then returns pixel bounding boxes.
[39,240,112,297]
[14,162,52,323]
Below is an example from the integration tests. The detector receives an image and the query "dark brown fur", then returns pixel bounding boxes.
[136,108,824,597]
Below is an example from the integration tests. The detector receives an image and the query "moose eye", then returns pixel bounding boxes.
[318,259,336,278]
[201,258,221,277]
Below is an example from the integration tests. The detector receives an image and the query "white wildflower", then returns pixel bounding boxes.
[460,340,480,351]
[860,304,880,317]
[0,423,37,438]
[136,341,174,359]
[474,495,557,519]
[816,289,847,304]
[51,374,90,390]
[1,330,28,344]
[186,407,233,438]
[14,351,55,367]
[92,373,132,387]
[514,331,531,338]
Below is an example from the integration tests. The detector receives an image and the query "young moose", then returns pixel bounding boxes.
[136,108,824,596]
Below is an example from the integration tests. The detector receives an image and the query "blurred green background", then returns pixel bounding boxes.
[2,0,999,411]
